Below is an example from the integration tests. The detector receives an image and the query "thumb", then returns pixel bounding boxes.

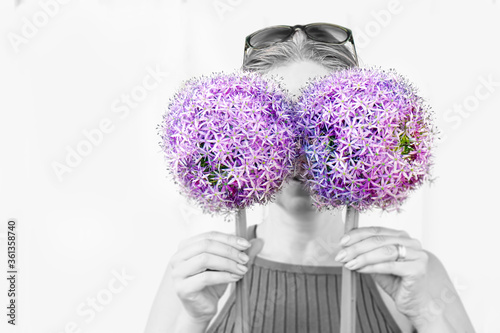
[246,238,264,265]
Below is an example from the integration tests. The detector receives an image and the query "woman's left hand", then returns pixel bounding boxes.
[335,226,432,321]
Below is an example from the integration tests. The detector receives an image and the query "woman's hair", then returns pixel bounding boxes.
[242,29,358,73]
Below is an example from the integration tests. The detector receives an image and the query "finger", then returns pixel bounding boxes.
[336,236,421,263]
[340,226,411,246]
[178,231,251,251]
[176,271,243,297]
[353,253,429,278]
[171,238,250,268]
[174,253,249,279]
[343,246,424,271]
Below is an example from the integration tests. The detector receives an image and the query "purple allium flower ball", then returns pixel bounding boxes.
[158,70,300,215]
[296,67,437,212]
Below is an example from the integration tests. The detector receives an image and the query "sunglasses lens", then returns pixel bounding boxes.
[249,27,293,48]
[305,24,349,43]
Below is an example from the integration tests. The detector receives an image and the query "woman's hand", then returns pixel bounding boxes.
[335,226,433,323]
[169,231,263,324]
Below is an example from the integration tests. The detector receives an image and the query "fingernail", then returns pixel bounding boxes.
[230,273,243,280]
[345,259,357,270]
[340,235,350,246]
[237,264,248,273]
[237,238,251,248]
[335,250,347,262]
[239,252,249,263]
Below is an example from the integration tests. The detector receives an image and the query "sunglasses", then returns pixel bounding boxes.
[244,23,358,65]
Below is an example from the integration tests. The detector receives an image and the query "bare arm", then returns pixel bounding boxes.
[144,232,263,333]
[374,250,475,333]
[144,264,184,333]
[411,251,475,333]
[339,227,475,333]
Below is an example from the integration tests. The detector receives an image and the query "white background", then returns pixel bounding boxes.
[1,0,499,332]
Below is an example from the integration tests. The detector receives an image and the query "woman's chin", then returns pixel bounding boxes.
[275,180,317,214]
[283,194,316,215]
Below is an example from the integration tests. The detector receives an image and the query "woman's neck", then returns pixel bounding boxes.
[256,203,345,266]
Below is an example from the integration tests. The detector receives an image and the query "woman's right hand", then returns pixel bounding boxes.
[169,231,263,324]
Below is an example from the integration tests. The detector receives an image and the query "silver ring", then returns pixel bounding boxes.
[395,244,407,262]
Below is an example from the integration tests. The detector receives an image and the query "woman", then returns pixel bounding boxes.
[145,23,474,333]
